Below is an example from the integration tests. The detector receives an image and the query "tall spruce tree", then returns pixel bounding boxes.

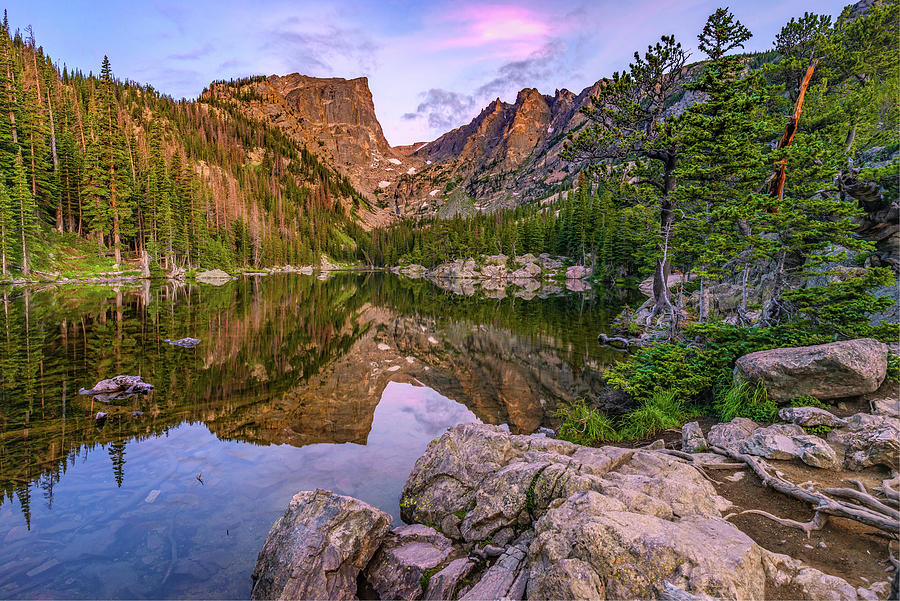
[13,150,37,275]
[673,8,769,323]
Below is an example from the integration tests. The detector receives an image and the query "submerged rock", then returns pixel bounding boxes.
[734,338,888,402]
[250,489,391,600]
[79,375,154,402]
[164,337,201,348]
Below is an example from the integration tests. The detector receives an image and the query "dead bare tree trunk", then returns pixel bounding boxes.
[768,60,818,204]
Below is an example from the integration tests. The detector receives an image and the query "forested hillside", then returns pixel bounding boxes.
[0,14,375,280]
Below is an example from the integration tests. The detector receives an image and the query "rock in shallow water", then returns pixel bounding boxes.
[250,489,391,600]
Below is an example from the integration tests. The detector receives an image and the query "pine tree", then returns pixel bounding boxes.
[563,34,689,324]
[13,150,38,275]
[0,183,11,275]
[673,8,769,322]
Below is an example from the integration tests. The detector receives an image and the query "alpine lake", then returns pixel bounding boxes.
[0,272,634,599]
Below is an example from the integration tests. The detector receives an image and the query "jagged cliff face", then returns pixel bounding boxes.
[205,73,610,220]
[204,74,427,224]
[401,82,605,213]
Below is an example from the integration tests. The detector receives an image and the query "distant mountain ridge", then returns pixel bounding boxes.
[209,73,609,218]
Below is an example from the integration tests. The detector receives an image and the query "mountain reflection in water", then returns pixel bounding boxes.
[0,273,630,599]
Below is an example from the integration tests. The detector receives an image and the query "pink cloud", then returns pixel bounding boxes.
[429,4,557,56]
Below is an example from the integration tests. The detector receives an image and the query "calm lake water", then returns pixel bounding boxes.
[0,273,630,599]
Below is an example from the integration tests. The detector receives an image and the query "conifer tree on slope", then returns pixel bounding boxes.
[13,150,37,275]
[673,8,768,324]
[563,34,689,328]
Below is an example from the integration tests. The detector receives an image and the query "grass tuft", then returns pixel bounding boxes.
[715,380,777,423]
[555,400,620,445]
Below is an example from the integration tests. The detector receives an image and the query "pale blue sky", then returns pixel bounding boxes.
[7,0,851,144]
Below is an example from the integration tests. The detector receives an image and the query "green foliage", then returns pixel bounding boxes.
[605,342,720,405]
[419,567,440,593]
[789,395,829,410]
[887,353,900,383]
[802,424,833,437]
[715,380,778,423]
[525,465,549,514]
[782,267,895,340]
[555,400,620,445]
[618,390,695,440]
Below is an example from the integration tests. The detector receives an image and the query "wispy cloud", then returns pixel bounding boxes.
[402,89,477,130]
[475,39,564,98]
[260,18,380,76]
[166,42,214,62]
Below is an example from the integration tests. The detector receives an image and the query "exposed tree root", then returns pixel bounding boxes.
[725,509,828,539]
[824,487,900,521]
[710,445,900,535]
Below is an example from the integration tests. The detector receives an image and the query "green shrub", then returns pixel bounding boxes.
[887,353,900,383]
[604,343,720,405]
[619,390,694,440]
[781,267,895,341]
[802,424,833,437]
[555,400,620,445]
[788,395,829,410]
[715,380,778,423]
[606,322,834,409]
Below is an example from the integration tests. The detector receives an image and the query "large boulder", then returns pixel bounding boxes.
[364,525,456,601]
[400,424,730,545]
[734,339,888,402]
[565,265,592,280]
[511,262,542,279]
[394,424,858,600]
[250,489,392,600]
[527,490,856,600]
[480,263,507,280]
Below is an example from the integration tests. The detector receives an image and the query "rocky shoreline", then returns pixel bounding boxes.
[248,338,899,601]
[390,254,596,298]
